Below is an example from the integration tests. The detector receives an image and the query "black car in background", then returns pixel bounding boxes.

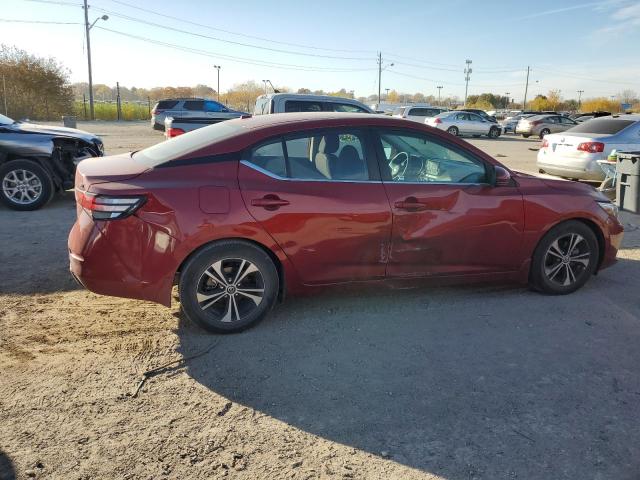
[0,113,103,210]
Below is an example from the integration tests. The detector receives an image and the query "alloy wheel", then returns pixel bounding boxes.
[2,169,43,204]
[195,258,265,323]
[543,233,591,287]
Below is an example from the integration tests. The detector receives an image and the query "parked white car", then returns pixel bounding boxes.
[425,111,502,138]
[392,106,448,123]
[537,114,640,181]
[253,93,373,115]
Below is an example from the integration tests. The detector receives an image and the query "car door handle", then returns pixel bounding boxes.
[394,198,429,211]
[251,195,290,210]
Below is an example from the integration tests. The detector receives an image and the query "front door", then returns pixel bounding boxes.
[374,128,525,277]
[239,128,392,285]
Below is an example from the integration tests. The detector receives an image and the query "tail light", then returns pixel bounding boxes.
[75,190,146,220]
[577,142,605,153]
[530,120,541,126]
[433,118,442,124]
[152,108,161,115]
[166,127,185,138]
[541,139,549,148]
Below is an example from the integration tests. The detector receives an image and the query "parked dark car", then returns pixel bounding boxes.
[151,98,247,130]
[69,112,622,333]
[0,113,104,210]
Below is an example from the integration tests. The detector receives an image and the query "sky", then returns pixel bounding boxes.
[1,0,639,101]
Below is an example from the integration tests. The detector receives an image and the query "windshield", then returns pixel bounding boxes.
[133,121,243,167]
[567,119,635,135]
[0,113,14,125]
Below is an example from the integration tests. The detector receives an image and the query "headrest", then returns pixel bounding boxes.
[318,135,339,154]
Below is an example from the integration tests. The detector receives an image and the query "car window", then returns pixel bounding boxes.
[568,118,636,134]
[156,100,179,110]
[284,100,322,113]
[330,103,368,113]
[546,116,559,124]
[183,100,205,111]
[204,100,225,112]
[468,113,483,122]
[409,108,428,116]
[455,113,467,121]
[246,140,287,177]
[245,130,369,181]
[377,131,487,184]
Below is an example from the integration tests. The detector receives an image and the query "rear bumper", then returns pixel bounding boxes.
[68,212,176,307]
[536,155,605,181]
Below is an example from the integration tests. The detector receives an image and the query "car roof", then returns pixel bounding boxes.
[257,93,364,103]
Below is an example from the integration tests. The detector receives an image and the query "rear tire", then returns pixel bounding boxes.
[447,126,459,136]
[529,221,599,295]
[0,159,54,211]
[539,128,550,139]
[179,240,279,333]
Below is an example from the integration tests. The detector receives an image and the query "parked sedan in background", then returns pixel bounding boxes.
[516,114,578,138]
[392,106,449,123]
[0,113,103,210]
[537,114,640,181]
[151,98,246,130]
[426,111,502,138]
[501,113,535,133]
[68,112,622,333]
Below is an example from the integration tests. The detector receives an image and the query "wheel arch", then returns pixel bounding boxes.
[175,237,286,302]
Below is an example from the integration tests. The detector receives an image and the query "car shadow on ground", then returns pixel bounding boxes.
[0,450,16,480]
[2,178,638,477]
[0,194,81,295]
[176,258,640,479]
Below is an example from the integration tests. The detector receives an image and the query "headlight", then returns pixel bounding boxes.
[597,201,618,218]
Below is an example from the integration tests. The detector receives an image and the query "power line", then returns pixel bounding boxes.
[533,67,637,86]
[91,6,373,61]
[22,0,81,5]
[387,69,524,88]
[94,26,377,73]
[0,18,81,24]
[107,0,374,54]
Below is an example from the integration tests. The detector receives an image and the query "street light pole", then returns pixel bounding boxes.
[213,65,221,101]
[437,86,442,106]
[261,79,268,94]
[463,59,472,106]
[505,92,510,109]
[83,1,108,121]
[376,52,394,107]
[577,90,584,110]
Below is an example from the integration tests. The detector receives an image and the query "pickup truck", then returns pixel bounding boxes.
[164,114,250,139]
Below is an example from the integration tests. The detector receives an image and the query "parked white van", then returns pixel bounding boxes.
[254,93,374,115]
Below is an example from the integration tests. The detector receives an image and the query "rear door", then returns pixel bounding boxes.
[182,100,205,119]
[238,128,392,284]
[406,108,428,123]
[373,128,525,277]
[204,100,235,121]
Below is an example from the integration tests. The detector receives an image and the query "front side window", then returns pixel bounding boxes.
[245,130,369,181]
[204,100,225,112]
[377,130,487,184]
[284,100,322,113]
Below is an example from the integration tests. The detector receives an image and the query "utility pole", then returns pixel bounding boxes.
[504,92,510,110]
[463,59,472,106]
[577,90,584,110]
[522,66,530,110]
[83,0,94,120]
[116,81,121,121]
[377,52,382,107]
[213,65,221,101]
[83,2,108,120]
[437,86,442,106]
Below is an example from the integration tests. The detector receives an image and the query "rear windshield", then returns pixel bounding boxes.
[568,119,635,135]
[156,100,178,109]
[132,122,243,167]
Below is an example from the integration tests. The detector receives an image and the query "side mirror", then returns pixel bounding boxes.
[494,166,512,187]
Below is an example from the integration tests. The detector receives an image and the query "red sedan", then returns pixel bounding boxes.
[68,113,623,333]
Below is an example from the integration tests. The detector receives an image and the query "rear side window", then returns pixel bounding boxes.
[156,100,178,110]
[568,119,635,134]
[245,130,369,181]
[184,100,204,111]
[284,100,322,113]
[408,108,428,116]
[329,103,369,113]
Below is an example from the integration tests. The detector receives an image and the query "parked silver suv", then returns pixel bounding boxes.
[151,98,246,130]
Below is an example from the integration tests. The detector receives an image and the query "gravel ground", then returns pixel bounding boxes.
[1,121,639,480]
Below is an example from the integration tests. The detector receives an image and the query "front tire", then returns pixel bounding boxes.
[529,221,599,295]
[0,159,54,211]
[447,126,459,136]
[179,240,279,333]
[488,126,500,138]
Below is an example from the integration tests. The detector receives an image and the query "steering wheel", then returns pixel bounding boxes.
[389,151,409,179]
